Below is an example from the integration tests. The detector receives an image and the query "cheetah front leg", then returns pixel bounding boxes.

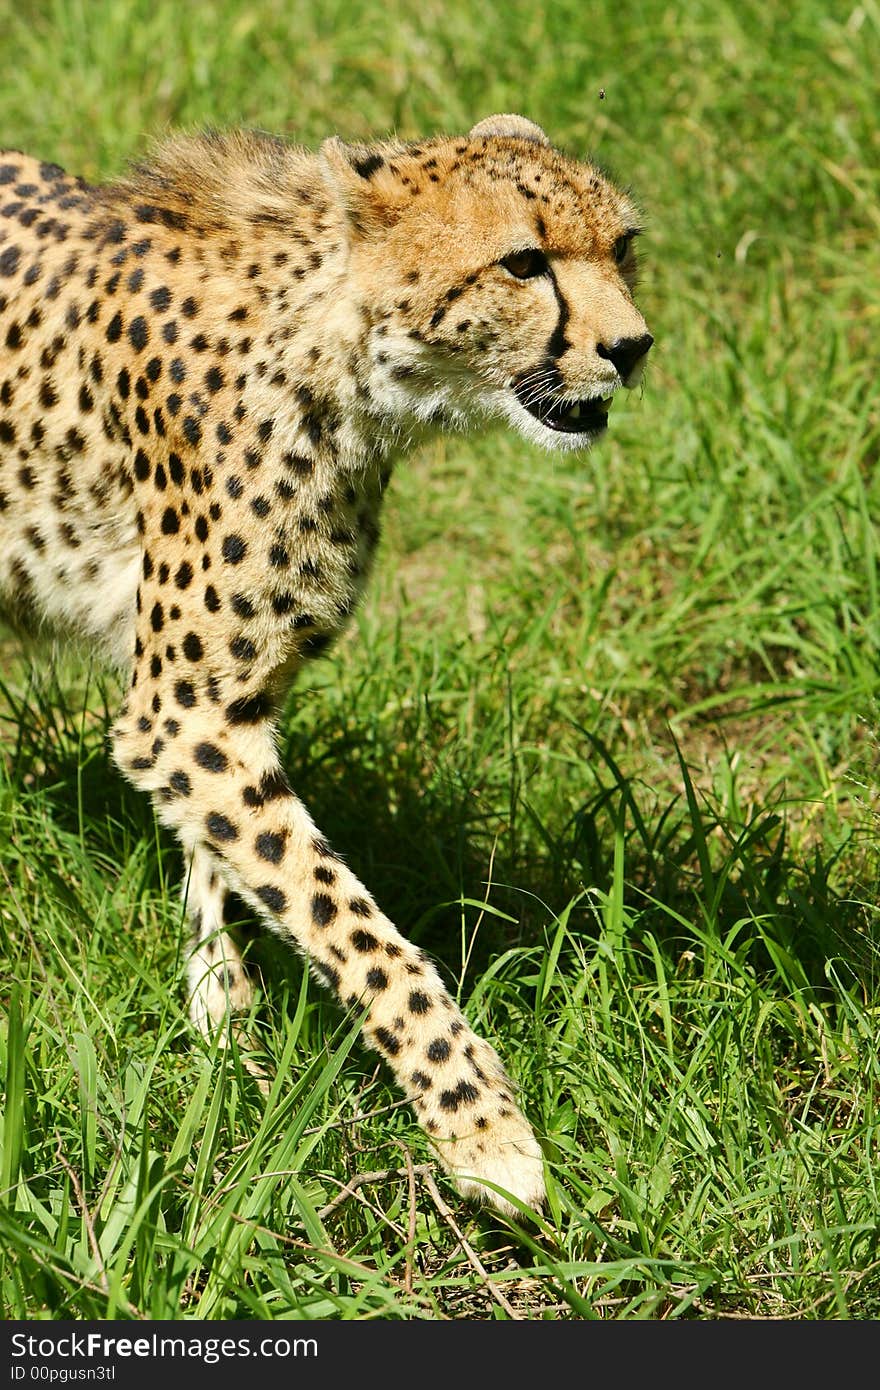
[114,707,546,1219]
[182,842,254,1041]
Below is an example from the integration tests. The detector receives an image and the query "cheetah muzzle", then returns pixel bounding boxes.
[0,111,652,1220]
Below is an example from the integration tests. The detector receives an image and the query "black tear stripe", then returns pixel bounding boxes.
[545,265,572,361]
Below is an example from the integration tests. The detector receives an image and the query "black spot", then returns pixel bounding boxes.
[175,560,193,589]
[314,864,335,885]
[183,416,201,446]
[150,286,171,312]
[161,507,180,534]
[314,961,341,991]
[283,451,313,477]
[256,831,286,864]
[222,534,246,564]
[408,991,431,1015]
[204,585,221,612]
[256,884,287,914]
[373,1026,400,1056]
[169,769,191,796]
[261,769,291,801]
[230,635,256,662]
[206,812,239,842]
[205,365,224,393]
[0,246,21,277]
[351,929,378,953]
[150,601,164,632]
[411,1071,431,1091]
[128,316,148,350]
[352,153,384,179]
[349,898,372,917]
[426,1038,451,1063]
[194,742,228,773]
[114,368,131,401]
[231,593,255,619]
[271,592,294,616]
[182,632,203,661]
[311,893,337,927]
[366,967,388,990]
[439,1080,480,1112]
[174,680,196,708]
[105,311,122,342]
[226,691,271,724]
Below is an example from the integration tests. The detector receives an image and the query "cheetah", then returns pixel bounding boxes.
[0,113,652,1218]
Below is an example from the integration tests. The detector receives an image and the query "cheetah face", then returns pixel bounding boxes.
[325,121,653,453]
[433,230,654,455]
[485,243,653,451]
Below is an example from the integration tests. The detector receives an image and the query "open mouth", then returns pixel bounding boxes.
[513,382,613,434]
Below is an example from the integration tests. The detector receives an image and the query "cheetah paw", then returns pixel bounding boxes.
[440,1113,546,1220]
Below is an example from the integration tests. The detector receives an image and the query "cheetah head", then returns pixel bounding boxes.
[322,114,652,452]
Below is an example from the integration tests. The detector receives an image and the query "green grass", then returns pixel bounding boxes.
[2,0,880,1319]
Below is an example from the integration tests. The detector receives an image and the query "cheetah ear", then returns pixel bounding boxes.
[319,136,408,238]
[468,114,550,145]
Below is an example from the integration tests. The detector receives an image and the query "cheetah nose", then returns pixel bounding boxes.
[597,333,654,382]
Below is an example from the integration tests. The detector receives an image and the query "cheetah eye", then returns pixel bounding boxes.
[613,231,639,265]
[501,248,548,280]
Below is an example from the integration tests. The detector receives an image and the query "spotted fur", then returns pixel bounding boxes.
[0,114,652,1217]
